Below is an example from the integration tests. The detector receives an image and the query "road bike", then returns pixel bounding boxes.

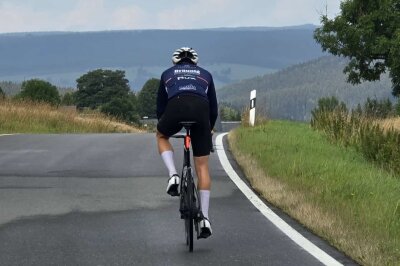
[172,121,204,252]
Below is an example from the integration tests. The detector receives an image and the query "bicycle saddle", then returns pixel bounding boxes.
[179,121,197,128]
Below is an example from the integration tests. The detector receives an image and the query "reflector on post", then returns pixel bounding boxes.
[249,90,256,126]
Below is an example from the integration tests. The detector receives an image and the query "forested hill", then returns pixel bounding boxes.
[218,56,393,121]
[0,26,323,89]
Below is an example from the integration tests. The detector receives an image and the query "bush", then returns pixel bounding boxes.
[100,97,139,123]
[61,91,76,106]
[359,124,400,175]
[137,78,159,118]
[0,86,5,99]
[241,106,268,127]
[17,79,60,105]
[219,103,241,121]
[310,96,350,144]
[311,96,400,177]
[363,98,395,118]
[396,98,400,116]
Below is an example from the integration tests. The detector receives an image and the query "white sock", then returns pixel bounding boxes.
[200,190,210,219]
[161,150,178,177]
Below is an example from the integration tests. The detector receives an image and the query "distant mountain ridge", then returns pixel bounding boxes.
[218,56,394,121]
[203,24,317,31]
[0,24,318,36]
[0,26,323,89]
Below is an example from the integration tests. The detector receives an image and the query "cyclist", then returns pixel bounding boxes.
[156,47,218,239]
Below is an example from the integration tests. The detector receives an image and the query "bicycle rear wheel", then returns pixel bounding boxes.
[186,178,194,252]
[181,182,190,246]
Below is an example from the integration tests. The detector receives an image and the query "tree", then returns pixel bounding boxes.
[137,78,160,118]
[314,0,400,96]
[17,79,60,105]
[0,81,21,96]
[396,99,400,115]
[100,94,140,123]
[75,69,130,109]
[61,91,76,106]
[0,86,5,99]
[219,103,241,121]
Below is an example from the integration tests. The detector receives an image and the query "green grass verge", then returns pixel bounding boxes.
[229,120,400,266]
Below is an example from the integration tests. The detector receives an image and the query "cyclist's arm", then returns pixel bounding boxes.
[207,78,218,129]
[156,76,168,120]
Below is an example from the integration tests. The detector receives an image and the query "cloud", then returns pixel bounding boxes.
[0,0,343,33]
[112,5,147,29]
[229,0,342,27]
[155,0,242,29]
[0,2,53,32]
[64,0,110,30]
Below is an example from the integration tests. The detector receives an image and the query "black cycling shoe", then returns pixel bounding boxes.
[166,174,180,196]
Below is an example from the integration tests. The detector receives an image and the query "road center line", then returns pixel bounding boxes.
[216,133,343,266]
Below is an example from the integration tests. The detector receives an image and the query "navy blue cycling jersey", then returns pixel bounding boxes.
[156,62,218,129]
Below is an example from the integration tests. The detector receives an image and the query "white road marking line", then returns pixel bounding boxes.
[216,133,343,266]
[0,134,15,137]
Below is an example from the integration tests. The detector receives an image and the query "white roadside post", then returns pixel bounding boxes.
[249,90,256,126]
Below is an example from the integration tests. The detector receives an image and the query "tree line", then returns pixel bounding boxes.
[218,56,395,121]
[1,70,238,124]
[0,70,160,125]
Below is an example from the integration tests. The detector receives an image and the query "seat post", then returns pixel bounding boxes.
[179,121,196,144]
[183,125,192,167]
[184,125,191,137]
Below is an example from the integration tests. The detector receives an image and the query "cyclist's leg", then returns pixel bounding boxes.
[189,100,212,220]
[194,155,212,238]
[194,155,211,219]
[156,131,178,177]
[156,98,183,196]
[191,128,212,221]
[193,156,211,190]
[183,95,212,237]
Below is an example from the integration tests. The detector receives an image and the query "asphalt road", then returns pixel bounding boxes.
[0,133,356,266]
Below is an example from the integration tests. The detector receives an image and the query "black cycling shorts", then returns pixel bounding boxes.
[157,94,212,157]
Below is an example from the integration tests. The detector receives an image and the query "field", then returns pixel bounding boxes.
[0,99,142,134]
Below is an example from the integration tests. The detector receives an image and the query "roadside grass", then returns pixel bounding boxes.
[380,117,400,132]
[229,120,400,266]
[0,99,142,133]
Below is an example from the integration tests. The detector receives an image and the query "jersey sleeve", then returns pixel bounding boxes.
[156,74,168,120]
[207,77,218,129]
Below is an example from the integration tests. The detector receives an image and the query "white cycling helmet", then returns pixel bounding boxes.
[172,47,199,65]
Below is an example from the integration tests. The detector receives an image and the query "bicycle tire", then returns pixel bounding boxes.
[185,217,189,245]
[183,185,189,246]
[187,176,194,252]
[181,173,191,248]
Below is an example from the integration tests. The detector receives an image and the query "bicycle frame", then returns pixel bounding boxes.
[173,123,203,252]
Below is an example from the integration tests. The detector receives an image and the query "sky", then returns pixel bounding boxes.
[0,0,342,33]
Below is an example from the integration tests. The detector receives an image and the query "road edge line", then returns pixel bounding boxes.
[216,133,343,266]
[0,134,15,137]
